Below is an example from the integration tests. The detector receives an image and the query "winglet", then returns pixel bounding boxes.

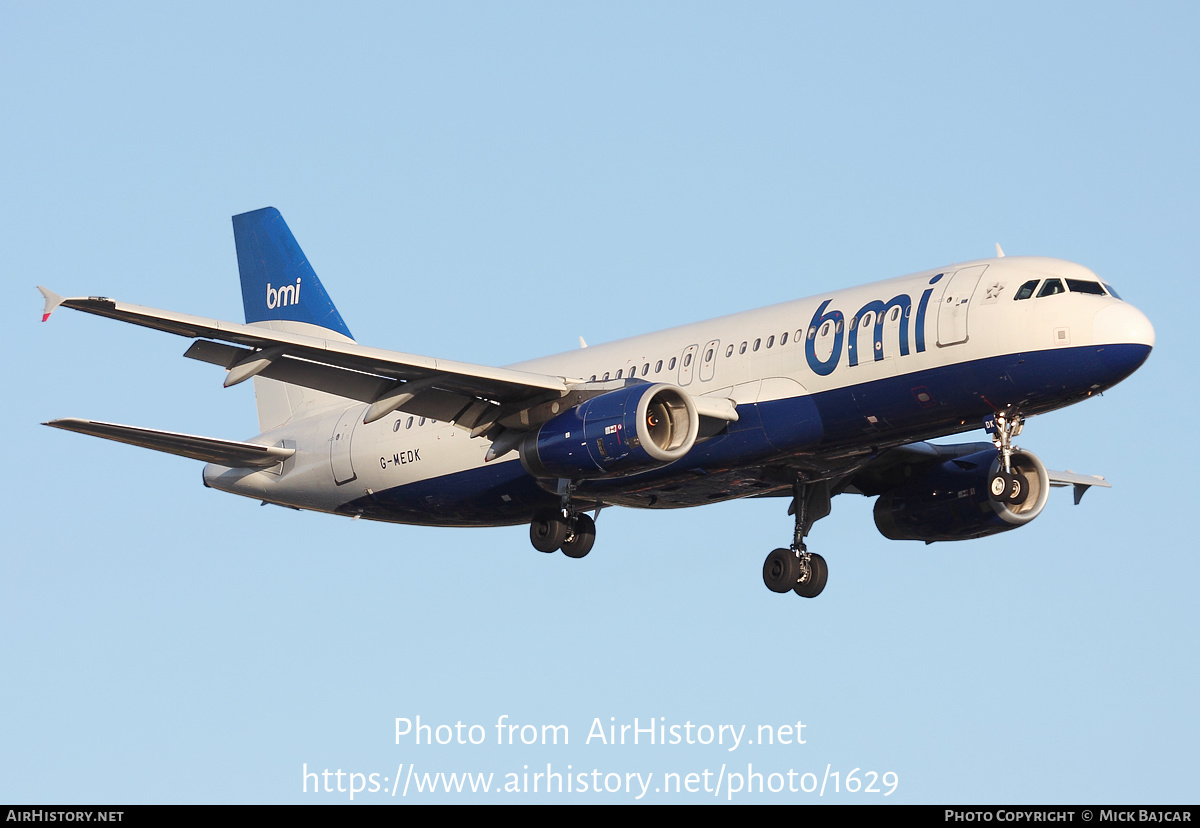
[995,243,1006,258]
[37,286,64,322]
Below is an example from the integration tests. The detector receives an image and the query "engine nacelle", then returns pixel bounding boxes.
[519,383,698,479]
[873,448,1050,542]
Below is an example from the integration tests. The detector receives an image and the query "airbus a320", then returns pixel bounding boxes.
[39,208,1154,598]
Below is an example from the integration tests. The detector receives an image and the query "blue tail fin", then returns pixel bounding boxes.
[232,208,356,432]
[232,207,353,341]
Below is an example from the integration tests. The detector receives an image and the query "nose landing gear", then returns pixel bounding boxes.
[986,411,1029,505]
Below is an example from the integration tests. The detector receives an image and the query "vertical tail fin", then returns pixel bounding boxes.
[232,207,354,340]
[231,207,356,431]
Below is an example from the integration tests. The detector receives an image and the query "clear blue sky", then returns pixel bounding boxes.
[2,1,1196,803]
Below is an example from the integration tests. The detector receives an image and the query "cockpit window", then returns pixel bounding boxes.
[1066,279,1105,295]
[1103,283,1122,300]
[1037,279,1065,298]
[1014,280,1039,300]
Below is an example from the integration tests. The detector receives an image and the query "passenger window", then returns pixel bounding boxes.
[655,360,663,373]
[393,419,402,432]
[1014,280,1039,300]
[589,375,596,382]
[1037,279,1065,298]
[705,348,713,362]
[766,335,774,349]
[419,417,426,426]
[669,357,677,370]
[642,363,650,376]
[407,417,413,429]
[683,354,691,368]
[781,331,788,346]
[753,338,761,351]
[739,341,747,355]
[725,344,734,358]
[603,372,610,381]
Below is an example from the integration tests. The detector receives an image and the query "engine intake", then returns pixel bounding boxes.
[873,448,1050,542]
[519,383,698,479]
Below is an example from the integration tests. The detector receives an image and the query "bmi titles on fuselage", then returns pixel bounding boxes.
[805,275,942,376]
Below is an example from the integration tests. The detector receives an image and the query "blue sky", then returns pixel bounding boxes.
[2,2,1196,803]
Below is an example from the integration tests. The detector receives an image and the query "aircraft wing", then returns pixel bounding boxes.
[844,441,1111,503]
[45,418,295,468]
[1042,468,1112,504]
[39,288,574,434]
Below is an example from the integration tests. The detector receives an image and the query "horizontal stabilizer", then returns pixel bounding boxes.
[44,418,295,468]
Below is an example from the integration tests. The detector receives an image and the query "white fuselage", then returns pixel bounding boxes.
[202,256,1153,525]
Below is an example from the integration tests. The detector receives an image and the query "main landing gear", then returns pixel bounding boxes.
[986,411,1029,505]
[762,480,831,599]
[530,508,596,558]
[529,479,596,558]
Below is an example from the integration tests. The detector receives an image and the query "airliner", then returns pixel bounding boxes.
[39,208,1154,598]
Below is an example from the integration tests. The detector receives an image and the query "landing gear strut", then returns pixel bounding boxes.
[762,479,831,599]
[529,479,597,558]
[985,411,1028,505]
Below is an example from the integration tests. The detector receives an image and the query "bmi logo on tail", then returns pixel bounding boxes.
[266,278,302,310]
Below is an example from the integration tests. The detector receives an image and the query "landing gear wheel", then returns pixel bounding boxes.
[1006,474,1028,505]
[763,548,800,593]
[793,553,828,599]
[530,509,569,553]
[986,410,1027,505]
[561,513,596,559]
[989,472,1013,502]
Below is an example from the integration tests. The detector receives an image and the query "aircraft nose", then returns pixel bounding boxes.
[1091,301,1154,383]
[1093,301,1155,349]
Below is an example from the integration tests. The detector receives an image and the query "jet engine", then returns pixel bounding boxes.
[519,383,698,479]
[873,448,1050,542]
